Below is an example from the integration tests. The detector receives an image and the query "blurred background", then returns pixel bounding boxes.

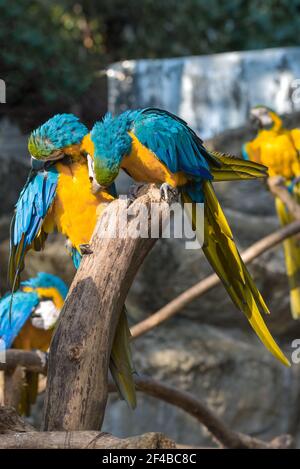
[1,0,300,448]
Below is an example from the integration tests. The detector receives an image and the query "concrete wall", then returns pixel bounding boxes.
[108,47,300,139]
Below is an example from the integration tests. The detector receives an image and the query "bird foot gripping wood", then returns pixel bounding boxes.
[79,244,93,255]
[159,183,178,203]
[128,183,145,205]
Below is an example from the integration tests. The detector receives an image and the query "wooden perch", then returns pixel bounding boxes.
[131,219,300,338]
[1,352,292,449]
[42,184,175,432]
[0,406,175,449]
[0,350,47,374]
[267,176,300,220]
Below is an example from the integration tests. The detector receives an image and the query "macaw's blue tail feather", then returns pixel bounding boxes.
[182,182,290,367]
[18,371,39,416]
[71,248,82,270]
[109,307,136,409]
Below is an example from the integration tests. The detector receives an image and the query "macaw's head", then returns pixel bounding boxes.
[85,112,132,187]
[28,114,88,169]
[21,272,68,330]
[250,105,282,131]
[21,272,68,302]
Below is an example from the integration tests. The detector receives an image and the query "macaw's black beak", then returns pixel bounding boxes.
[250,114,262,130]
[31,157,46,171]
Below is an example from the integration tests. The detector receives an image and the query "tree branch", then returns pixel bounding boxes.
[42,184,176,432]
[0,356,292,448]
[108,376,292,449]
[0,406,175,448]
[131,219,300,338]
[267,176,300,220]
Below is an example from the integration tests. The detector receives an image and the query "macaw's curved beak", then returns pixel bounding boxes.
[87,153,106,194]
[31,156,46,171]
[250,110,262,130]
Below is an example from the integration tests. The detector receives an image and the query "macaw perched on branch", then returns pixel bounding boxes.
[82,107,290,366]
[243,105,300,319]
[0,272,68,415]
[8,114,136,408]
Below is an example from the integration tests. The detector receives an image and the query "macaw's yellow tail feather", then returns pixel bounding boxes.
[19,371,39,416]
[210,151,269,181]
[182,183,290,367]
[109,307,137,409]
[275,197,300,319]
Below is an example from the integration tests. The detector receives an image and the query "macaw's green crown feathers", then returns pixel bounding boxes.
[21,272,68,299]
[28,114,88,160]
[251,104,277,114]
[91,111,141,159]
[90,110,141,185]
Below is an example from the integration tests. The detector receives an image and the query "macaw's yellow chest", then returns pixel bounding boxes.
[249,130,300,179]
[121,132,187,187]
[43,160,113,250]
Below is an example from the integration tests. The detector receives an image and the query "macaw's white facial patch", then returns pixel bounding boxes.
[31,300,60,330]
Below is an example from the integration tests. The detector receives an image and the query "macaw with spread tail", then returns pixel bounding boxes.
[0,272,68,415]
[243,105,300,319]
[82,107,290,366]
[9,114,136,408]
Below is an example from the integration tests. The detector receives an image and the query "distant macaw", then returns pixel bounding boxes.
[243,105,300,319]
[0,272,68,415]
[82,107,290,366]
[9,114,136,408]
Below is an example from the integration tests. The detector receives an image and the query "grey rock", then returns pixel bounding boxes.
[103,322,300,447]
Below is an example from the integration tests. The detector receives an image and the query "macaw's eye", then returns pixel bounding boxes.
[31,312,41,318]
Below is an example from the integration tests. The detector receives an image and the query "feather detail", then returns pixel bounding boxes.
[182,184,289,366]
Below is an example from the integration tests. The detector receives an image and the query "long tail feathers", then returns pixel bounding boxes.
[210,150,269,181]
[183,183,290,366]
[275,197,300,319]
[109,307,137,409]
[19,371,39,416]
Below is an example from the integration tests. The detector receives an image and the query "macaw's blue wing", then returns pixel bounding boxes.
[9,167,58,291]
[132,108,219,180]
[0,291,39,348]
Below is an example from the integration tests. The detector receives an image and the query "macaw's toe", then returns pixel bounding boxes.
[79,243,93,255]
[128,183,145,203]
[159,182,178,202]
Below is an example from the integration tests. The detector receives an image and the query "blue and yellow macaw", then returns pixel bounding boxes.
[82,107,290,366]
[0,272,68,415]
[9,114,136,408]
[243,105,300,319]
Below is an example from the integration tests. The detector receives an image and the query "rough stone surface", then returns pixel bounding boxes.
[103,322,300,447]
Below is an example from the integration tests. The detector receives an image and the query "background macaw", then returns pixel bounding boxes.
[0,272,67,415]
[9,114,136,408]
[82,107,289,366]
[243,105,300,319]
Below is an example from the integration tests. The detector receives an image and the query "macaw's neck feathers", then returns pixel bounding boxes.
[91,111,141,185]
[91,111,139,159]
[28,114,88,159]
[21,272,68,300]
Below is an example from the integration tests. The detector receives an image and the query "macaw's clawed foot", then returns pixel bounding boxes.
[128,183,145,204]
[159,183,178,202]
[79,243,93,255]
